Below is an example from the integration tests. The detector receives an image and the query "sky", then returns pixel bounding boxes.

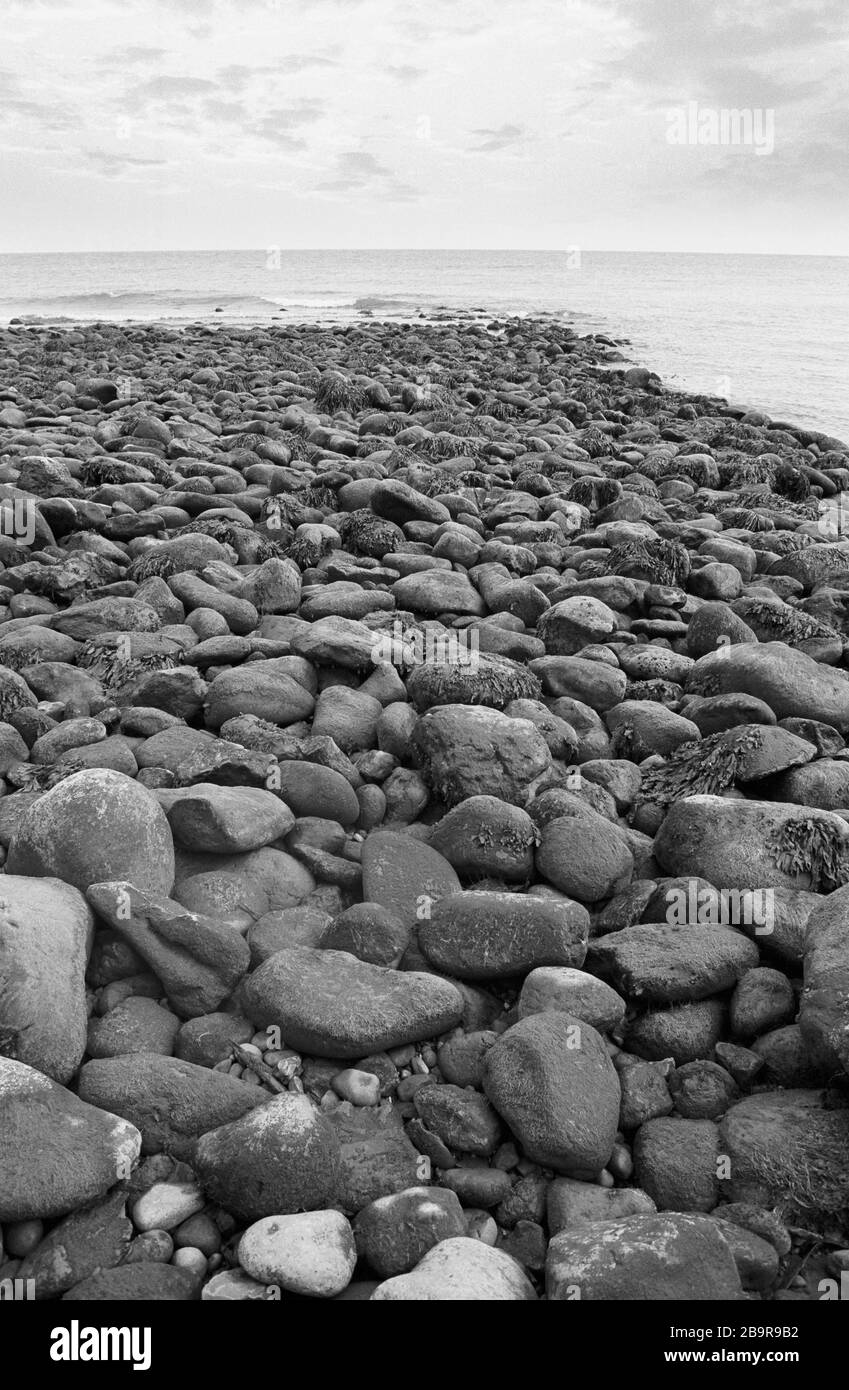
[1,0,847,254]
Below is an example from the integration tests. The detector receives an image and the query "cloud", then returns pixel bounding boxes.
[83,148,168,177]
[314,147,417,201]
[102,45,167,64]
[385,64,426,81]
[470,122,526,152]
[133,75,219,100]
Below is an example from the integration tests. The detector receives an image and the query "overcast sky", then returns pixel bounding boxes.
[1,0,847,254]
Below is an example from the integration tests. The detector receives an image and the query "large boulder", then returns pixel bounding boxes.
[483,1013,620,1177]
[370,1237,537,1300]
[0,1058,141,1221]
[76,1053,267,1160]
[589,924,758,1003]
[686,642,849,733]
[0,875,93,1084]
[241,947,464,1058]
[360,829,460,927]
[799,883,849,1075]
[7,769,175,897]
[653,795,849,893]
[419,891,588,979]
[194,1094,341,1220]
[719,1089,849,1219]
[412,705,552,808]
[546,1213,743,1300]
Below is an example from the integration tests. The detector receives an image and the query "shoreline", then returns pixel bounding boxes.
[1,313,844,451]
[1,313,848,1303]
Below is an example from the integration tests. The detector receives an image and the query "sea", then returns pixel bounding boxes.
[0,249,846,440]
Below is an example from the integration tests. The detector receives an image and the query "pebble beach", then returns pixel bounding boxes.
[0,311,848,1303]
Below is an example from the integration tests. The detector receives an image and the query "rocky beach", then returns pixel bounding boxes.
[0,311,848,1303]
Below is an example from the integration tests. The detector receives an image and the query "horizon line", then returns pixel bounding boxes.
[1,247,847,259]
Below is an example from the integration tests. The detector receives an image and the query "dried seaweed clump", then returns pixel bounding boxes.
[414,432,480,462]
[717,508,774,532]
[566,475,621,510]
[767,816,849,892]
[286,527,335,570]
[218,714,287,755]
[634,727,764,815]
[315,371,360,414]
[606,537,691,587]
[302,483,338,510]
[337,508,404,560]
[126,549,181,583]
[77,639,178,694]
[577,426,612,460]
[8,757,85,792]
[625,678,683,706]
[474,396,516,422]
[738,598,841,649]
[0,670,35,721]
[406,652,543,714]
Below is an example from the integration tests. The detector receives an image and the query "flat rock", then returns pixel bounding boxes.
[87,881,250,1018]
[76,1053,267,1161]
[589,924,759,1003]
[360,829,461,928]
[0,874,93,1084]
[0,1057,141,1221]
[241,946,464,1058]
[546,1213,742,1300]
[163,783,294,853]
[419,891,588,980]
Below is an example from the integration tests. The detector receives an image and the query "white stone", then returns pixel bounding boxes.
[130,1180,205,1233]
[202,1269,271,1301]
[238,1210,356,1297]
[331,1068,381,1105]
[370,1236,537,1300]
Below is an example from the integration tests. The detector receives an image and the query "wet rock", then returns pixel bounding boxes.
[420,891,587,980]
[0,875,93,1084]
[77,1053,266,1160]
[241,946,464,1057]
[412,704,552,807]
[194,1093,341,1220]
[0,1057,141,1221]
[353,1186,466,1277]
[7,768,175,896]
[483,1013,620,1176]
[87,881,250,1019]
[371,1236,536,1300]
[547,1213,742,1300]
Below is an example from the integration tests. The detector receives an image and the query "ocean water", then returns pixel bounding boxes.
[0,249,846,440]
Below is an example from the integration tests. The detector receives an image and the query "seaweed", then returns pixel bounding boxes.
[407,652,542,713]
[767,816,849,892]
[606,536,691,587]
[337,508,403,560]
[634,727,764,815]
